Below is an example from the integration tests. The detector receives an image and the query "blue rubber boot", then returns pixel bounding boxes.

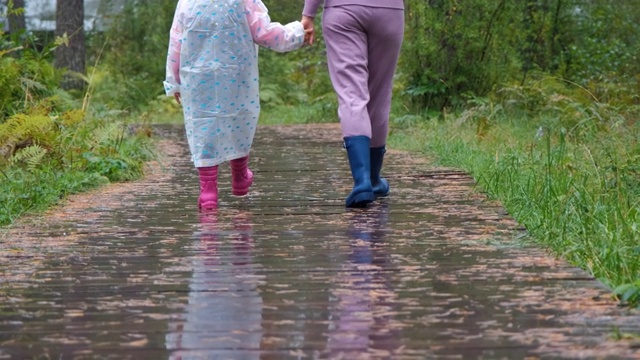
[370,146,390,198]
[344,136,375,208]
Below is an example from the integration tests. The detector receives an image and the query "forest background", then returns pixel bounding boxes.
[0,0,639,309]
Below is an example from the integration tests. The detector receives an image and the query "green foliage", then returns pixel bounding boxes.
[566,4,640,85]
[257,10,337,122]
[0,22,157,226]
[256,18,338,124]
[614,280,640,308]
[0,1,66,119]
[402,0,522,110]
[89,0,179,111]
[261,1,306,24]
[0,41,62,120]
[10,144,47,171]
[401,0,640,112]
[0,105,155,226]
[259,45,336,122]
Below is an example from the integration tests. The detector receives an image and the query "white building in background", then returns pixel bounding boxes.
[1,0,126,32]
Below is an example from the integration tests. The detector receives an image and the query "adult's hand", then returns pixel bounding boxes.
[301,16,315,45]
[174,92,182,105]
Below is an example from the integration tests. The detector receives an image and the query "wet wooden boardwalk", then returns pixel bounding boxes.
[1,124,639,359]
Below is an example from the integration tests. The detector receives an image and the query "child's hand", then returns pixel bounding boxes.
[174,92,182,105]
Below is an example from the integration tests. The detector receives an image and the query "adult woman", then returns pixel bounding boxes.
[301,1,405,208]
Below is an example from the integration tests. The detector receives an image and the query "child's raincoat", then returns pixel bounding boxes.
[164,0,304,167]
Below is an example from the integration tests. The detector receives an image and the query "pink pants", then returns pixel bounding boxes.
[322,5,404,147]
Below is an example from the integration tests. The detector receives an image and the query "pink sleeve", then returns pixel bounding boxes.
[164,7,182,96]
[244,0,304,53]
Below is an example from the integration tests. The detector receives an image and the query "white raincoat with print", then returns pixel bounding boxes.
[164,0,304,167]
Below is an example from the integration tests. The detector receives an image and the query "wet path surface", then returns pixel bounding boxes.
[1,124,639,359]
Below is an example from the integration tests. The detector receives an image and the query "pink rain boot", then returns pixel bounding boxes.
[230,155,253,196]
[198,166,218,210]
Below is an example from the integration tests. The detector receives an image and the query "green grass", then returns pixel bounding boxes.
[386,98,640,307]
[391,118,639,276]
[0,168,108,225]
[260,102,338,125]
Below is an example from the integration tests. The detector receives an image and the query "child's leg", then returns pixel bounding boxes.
[230,155,253,196]
[198,166,218,210]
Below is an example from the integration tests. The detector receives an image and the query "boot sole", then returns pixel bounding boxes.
[374,190,390,198]
[346,191,375,208]
[232,181,252,196]
[372,179,390,198]
[232,182,252,196]
[199,201,218,210]
[232,190,249,196]
[374,193,389,200]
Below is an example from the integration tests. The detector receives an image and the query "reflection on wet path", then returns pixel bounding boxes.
[0,124,638,359]
[167,210,263,360]
[324,202,402,358]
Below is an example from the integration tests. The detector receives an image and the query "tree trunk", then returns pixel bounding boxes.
[54,0,86,91]
[7,0,26,34]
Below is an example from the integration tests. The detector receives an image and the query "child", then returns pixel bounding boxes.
[164,0,305,210]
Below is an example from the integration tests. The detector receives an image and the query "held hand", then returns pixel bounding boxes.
[174,92,182,105]
[301,16,315,46]
[304,29,314,47]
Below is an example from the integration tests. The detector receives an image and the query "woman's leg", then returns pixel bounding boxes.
[366,8,404,197]
[323,7,375,207]
[366,8,404,148]
[323,6,371,139]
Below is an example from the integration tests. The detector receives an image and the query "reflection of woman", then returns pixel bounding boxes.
[325,203,401,356]
[166,211,262,359]
[301,1,405,208]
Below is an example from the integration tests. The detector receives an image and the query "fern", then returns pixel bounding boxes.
[10,144,47,171]
[20,77,48,92]
[91,122,123,149]
[59,109,85,128]
[0,113,55,146]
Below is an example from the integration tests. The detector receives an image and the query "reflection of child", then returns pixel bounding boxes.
[164,0,305,210]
